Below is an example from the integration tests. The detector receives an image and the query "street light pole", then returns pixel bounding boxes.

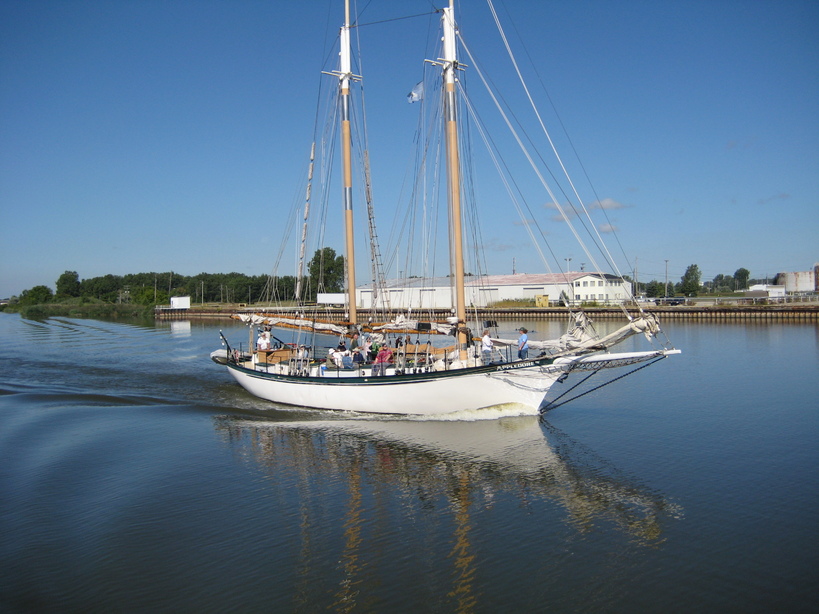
[664,260,669,298]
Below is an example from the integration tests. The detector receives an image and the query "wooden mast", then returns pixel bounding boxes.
[340,0,357,324]
[442,1,468,358]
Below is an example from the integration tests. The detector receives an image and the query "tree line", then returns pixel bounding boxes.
[632,265,757,298]
[8,248,346,307]
[7,258,762,308]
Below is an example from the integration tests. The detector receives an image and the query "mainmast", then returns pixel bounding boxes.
[441,1,468,358]
[340,0,357,324]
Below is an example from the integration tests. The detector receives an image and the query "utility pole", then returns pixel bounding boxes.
[664,260,669,298]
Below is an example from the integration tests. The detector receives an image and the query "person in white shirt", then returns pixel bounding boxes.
[481,329,493,364]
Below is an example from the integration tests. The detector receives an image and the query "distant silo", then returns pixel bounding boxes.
[777,267,819,292]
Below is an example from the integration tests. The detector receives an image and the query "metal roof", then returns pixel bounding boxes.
[360,272,624,290]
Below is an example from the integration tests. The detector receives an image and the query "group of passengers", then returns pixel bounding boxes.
[327,332,408,376]
[259,325,529,374]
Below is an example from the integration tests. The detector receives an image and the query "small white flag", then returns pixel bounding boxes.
[407,81,424,103]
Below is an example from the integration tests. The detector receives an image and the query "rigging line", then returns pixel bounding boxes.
[456,35,604,278]
[313,90,340,284]
[353,10,440,28]
[385,97,428,289]
[408,70,444,291]
[458,78,492,283]
[542,368,597,407]
[457,84,551,273]
[498,3,632,273]
[457,80,569,283]
[267,69,333,304]
[346,49,384,296]
[487,0,619,274]
[486,0,621,281]
[540,356,667,413]
[450,24,585,243]
[487,0,629,283]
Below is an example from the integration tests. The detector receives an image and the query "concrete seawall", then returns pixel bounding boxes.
[156,305,819,321]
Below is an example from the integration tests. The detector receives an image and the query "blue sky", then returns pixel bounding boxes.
[1,0,817,298]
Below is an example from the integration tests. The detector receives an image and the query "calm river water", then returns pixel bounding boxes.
[1,312,817,612]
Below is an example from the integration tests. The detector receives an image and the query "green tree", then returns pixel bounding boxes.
[680,264,702,296]
[133,286,168,305]
[734,268,750,290]
[56,270,81,299]
[19,285,54,305]
[307,247,345,299]
[81,274,123,301]
[644,280,663,298]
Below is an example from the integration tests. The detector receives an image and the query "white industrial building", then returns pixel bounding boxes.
[745,284,786,298]
[357,273,632,309]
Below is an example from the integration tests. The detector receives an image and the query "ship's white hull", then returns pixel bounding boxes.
[227,360,559,415]
[223,349,676,415]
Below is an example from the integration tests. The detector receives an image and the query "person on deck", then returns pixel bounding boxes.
[373,345,393,376]
[361,336,373,361]
[394,336,406,372]
[517,327,529,360]
[481,330,493,364]
[328,348,344,368]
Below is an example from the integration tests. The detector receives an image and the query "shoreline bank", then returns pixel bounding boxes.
[156,304,819,321]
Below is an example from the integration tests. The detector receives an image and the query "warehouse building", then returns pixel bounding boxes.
[357,272,631,310]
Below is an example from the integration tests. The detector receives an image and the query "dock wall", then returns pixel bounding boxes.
[156,305,819,321]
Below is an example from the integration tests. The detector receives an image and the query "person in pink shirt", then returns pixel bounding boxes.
[373,344,393,376]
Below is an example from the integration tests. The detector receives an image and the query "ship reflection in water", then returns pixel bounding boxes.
[213,415,681,610]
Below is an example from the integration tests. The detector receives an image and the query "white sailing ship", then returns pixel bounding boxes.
[212,1,680,416]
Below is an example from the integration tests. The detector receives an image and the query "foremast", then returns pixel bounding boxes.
[441,1,468,360]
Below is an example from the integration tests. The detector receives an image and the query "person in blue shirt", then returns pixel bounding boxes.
[517,327,529,360]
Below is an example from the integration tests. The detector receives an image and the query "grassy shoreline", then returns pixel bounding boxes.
[2,302,154,320]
